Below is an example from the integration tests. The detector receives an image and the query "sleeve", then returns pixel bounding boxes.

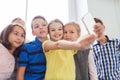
[18,45,29,67]
[88,50,98,80]
[119,39,120,51]
[73,50,78,54]
[42,40,51,53]
[118,39,120,71]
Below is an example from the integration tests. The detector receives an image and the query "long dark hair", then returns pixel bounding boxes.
[0,23,26,57]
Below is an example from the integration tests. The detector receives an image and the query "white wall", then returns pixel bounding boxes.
[68,0,120,38]
[87,0,120,38]
[68,0,89,37]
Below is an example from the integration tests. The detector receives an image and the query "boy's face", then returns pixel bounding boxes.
[32,18,48,39]
[49,22,63,41]
[63,25,80,41]
[94,22,105,38]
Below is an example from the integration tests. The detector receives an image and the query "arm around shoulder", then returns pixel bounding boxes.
[43,34,96,52]
[43,40,79,52]
[57,34,96,50]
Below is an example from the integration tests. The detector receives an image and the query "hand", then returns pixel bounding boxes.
[77,34,96,50]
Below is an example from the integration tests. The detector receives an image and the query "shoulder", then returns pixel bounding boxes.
[0,43,5,50]
[107,36,120,42]
[22,41,37,52]
[0,43,5,51]
[43,40,51,44]
[42,40,51,45]
[0,43,9,55]
[75,49,90,58]
[77,49,90,54]
[110,38,119,41]
[109,38,120,46]
[23,40,39,48]
[22,40,44,53]
[42,40,52,48]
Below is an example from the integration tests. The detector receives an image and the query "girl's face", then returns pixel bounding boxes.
[64,25,80,41]
[32,18,48,39]
[49,22,63,41]
[8,26,25,49]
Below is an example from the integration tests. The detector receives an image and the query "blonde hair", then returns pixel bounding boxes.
[12,17,26,30]
[64,22,81,34]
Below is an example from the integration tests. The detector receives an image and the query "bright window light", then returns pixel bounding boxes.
[26,0,69,40]
[0,0,68,41]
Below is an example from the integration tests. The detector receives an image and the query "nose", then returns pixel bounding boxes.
[64,33,70,39]
[55,30,59,33]
[39,25,47,29]
[39,26,43,29]
[66,33,70,36]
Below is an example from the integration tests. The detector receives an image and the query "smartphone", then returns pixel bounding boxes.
[82,13,96,35]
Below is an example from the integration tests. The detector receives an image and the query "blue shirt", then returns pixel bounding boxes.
[91,36,120,80]
[18,37,46,80]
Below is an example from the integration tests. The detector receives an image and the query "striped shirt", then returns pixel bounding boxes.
[18,37,46,80]
[91,36,120,80]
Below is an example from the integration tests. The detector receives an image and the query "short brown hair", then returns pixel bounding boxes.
[31,15,48,29]
[94,18,103,25]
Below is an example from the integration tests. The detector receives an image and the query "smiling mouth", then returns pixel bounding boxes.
[54,34,62,38]
[15,41,22,45]
[40,31,45,34]
[65,38,71,40]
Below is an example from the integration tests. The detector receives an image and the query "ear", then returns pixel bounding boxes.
[103,25,105,30]
[32,31,35,36]
[78,33,80,37]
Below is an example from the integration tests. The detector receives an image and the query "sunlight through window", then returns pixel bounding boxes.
[0,0,68,41]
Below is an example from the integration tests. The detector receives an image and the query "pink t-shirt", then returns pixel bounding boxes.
[0,43,15,79]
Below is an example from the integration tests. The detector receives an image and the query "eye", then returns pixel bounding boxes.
[21,34,25,38]
[14,32,18,35]
[50,29,55,31]
[42,24,47,26]
[34,25,39,29]
[63,31,67,34]
[70,31,74,34]
[58,28,62,31]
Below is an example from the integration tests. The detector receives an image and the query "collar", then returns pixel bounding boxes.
[96,35,110,45]
[34,37,42,47]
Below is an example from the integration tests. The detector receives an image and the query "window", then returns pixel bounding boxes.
[0,0,26,33]
[0,0,69,41]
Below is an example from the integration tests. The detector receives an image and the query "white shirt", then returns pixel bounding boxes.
[0,43,15,80]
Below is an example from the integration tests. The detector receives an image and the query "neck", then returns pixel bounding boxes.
[9,48,15,55]
[97,35,107,44]
[38,37,48,42]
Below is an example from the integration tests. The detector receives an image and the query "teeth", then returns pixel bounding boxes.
[55,35,60,37]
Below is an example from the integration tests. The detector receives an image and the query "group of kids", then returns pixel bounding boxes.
[0,15,119,80]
